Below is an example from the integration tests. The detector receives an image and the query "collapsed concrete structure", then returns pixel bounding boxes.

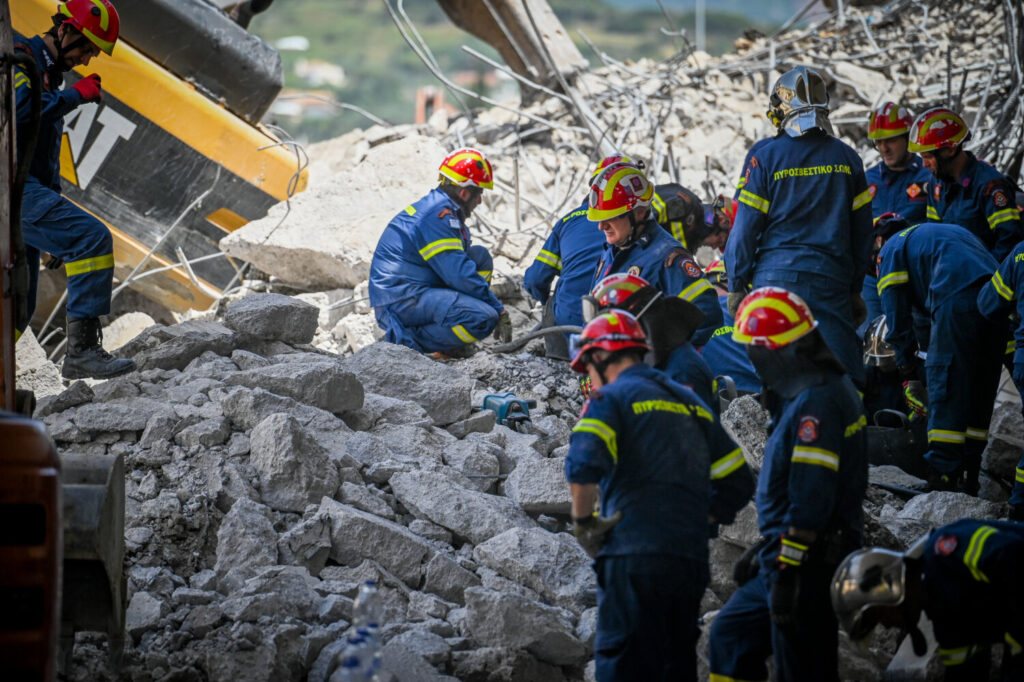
[19,0,1024,680]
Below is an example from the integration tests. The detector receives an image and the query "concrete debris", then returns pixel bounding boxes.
[46,1,1024,678]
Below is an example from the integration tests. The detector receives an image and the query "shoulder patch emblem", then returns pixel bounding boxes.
[935,533,957,556]
[906,183,921,199]
[797,416,820,444]
[868,184,877,197]
[628,265,642,276]
[993,190,1009,208]
[933,184,942,202]
[683,260,702,278]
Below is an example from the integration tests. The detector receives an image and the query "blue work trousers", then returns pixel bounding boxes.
[20,181,114,326]
[753,270,864,387]
[374,245,498,353]
[708,561,839,682]
[594,554,707,682]
[923,292,1003,474]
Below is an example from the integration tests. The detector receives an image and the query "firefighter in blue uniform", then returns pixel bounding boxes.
[15,0,135,379]
[523,155,633,359]
[874,217,1002,492]
[588,162,723,347]
[708,287,868,682]
[725,66,874,387]
[701,258,762,394]
[565,310,753,681]
[861,102,933,331]
[977,241,1024,520]
[369,149,512,356]
[911,107,1024,262]
[833,518,1024,681]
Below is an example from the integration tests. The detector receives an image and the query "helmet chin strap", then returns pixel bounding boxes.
[53,25,90,72]
[620,210,643,248]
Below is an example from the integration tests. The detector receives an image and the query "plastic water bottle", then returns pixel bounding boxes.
[328,655,361,682]
[353,580,382,628]
[357,626,382,681]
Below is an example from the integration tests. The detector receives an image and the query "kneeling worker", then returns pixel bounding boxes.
[369,149,512,356]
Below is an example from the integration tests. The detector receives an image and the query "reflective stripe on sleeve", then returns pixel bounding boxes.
[419,238,464,261]
[988,208,1019,229]
[710,448,745,480]
[535,249,563,270]
[963,524,997,582]
[404,205,417,216]
[852,188,873,211]
[791,446,839,471]
[926,206,941,220]
[573,418,618,463]
[65,253,114,277]
[877,270,909,293]
[1016,466,1024,484]
[738,190,770,214]
[677,277,713,302]
[939,646,973,666]
[845,414,867,437]
[991,271,1016,301]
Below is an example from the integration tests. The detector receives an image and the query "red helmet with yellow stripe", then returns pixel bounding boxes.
[439,148,494,190]
[733,287,818,349]
[59,0,120,55]
[570,310,650,373]
[908,108,969,153]
[868,102,913,140]
[704,258,727,287]
[587,163,654,222]
[590,153,639,181]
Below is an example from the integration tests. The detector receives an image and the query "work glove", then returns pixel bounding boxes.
[850,292,867,327]
[770,533,809,629]
[573,510,623,559]
[727,291,746,319]
[493,310,512,344]
[902,380,927,418]
[72,74,102,103]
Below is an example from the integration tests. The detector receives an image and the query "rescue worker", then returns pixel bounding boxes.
[585,273,716,410]
[588,162,723,346]
[911,107,1024,262]
[523,155,633,360]
[701,258,761,394]
[861,102,933,330]
[650,182,727,251]
[874,216,1002,492]
[976,240,1024,520]
[725,66,874,387]
[369,149,512,357]
[565,310,753,681]
[15,0,135,379]
[707,287,868,682]
[832,518,1024,681]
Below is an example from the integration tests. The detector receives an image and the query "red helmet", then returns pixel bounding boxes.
[584,273,653,322]
[439,148,494,190]
[570,310,650,373]
[59,0,120,55]
[733,287,818,349]
[705,258,727,287]
[590,153,638,181]
[908,108,969,153]
[868,102,913,140]
[587,163,654,222]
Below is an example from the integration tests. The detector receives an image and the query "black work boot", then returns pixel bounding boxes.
[926,466,961,493]
[62,317,136,380]
[959,454,981,496]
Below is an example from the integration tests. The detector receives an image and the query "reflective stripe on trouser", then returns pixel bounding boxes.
[20,183,114,325]
[923,293,1003,474]
[594,555,707,682]
[753,271,865,388]
[374,288,499,354]
[708,561,840,682]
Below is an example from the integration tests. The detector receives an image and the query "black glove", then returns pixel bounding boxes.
[573,511,623,559]
[493,310,512,344]
[727,291,746,318]
[732,536,770,586]
[770,534,809,628]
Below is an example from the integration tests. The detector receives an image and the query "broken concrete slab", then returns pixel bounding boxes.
[503,456,570,515]
[250,413,341,513]
[225,361,364,414]
[118,320,237,372]
[215,498,279,594]
[221,293,320,345]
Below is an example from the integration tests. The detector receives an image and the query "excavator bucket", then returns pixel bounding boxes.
[59,453,126,674]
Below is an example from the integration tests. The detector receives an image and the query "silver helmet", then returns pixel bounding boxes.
[863,315,896,371]
[831,535,928,641]
[768,65,833,137]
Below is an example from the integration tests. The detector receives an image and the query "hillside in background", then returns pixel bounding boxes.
[248,0,776,142]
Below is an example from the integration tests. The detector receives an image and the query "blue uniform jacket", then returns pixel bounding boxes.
[925,152,1023,262]
[369,188,502,312]
[756,373,867,540]
[734,134,782,198]
[920,519,1024,668]
[660,342,716,413]
[592,219,723,346]
[699,297,761,394]
[14,34,84,199]
[864,156,931,222]
[726,132,873,294]
[876,223,997,367]
[978,240,1024,367]
[522,198,604,327]
[565,364,753,561]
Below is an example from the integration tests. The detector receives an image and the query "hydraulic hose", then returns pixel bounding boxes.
[490,324,583,354]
